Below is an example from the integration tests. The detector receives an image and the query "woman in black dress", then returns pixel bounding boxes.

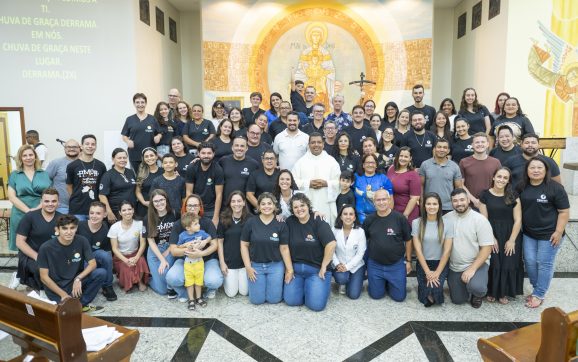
[479,167,522,304]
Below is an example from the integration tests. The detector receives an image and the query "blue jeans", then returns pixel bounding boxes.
[147,243,175,295]
[333,265,366,300]
[92,249,113,288]
[523,234,563,299]
[284,262,332,311]
[45,268,106,306]
[248,261,284,305]
[367,258,407,302]
[166,258,223,299]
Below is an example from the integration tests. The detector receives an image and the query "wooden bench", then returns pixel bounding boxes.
[0,285,139,361]
[478,307,578,362]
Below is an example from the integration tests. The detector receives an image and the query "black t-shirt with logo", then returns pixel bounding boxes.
[212,137,233,162]
[285,215,335,268]
[66,159,108,215]
[182,119,216,143]
[185,161,224,212]
[99,168,137,213]
[503,154,560,188]
[240,216,288,263]
[169,216,217,261]
[343,125,376,155]
[149,175,186,212]
[333,153,362,175]
[16,210,61,251]
[76,221,110,252]
[217,216,251,269]
[405,104,437,129]
[218,155,260,202]
[37,235,94,292]
[142,211,179,248]
[174,153,196,176]
[520,181,570,240]
[489,145,522,165]
[121,114,159,161]
[246,142,272,164]
[400,130,437,168]
[246,169,280,200]
[363,210,411,265]
[458,106,491,135]
[451,137,474,164]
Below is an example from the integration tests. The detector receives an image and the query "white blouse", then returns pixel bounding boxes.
[107,220,143,255]
[331,227,367,273]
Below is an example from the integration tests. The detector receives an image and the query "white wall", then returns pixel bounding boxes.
[451,0,508,108]
[179,10,204,105]
[432,6,454,106]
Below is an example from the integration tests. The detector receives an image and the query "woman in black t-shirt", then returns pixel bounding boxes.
[170,136,195,176]
[283,193,336,311]
[182,103,216,157]
[99,148,136,224]
[135,147,163,219]
[331,131,361,174]
[218,191,251,297]
[451,118,473,164]
[458,88,491,136]
[153,101,177,158]
[240,192,291,305]
[213,119,234,162]
[143,189,179,297]
[519,157,570,308]
[378,126,399,169]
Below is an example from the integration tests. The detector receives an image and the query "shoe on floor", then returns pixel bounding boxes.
[178,297,188,303]
[204,290,216,299]
[188,300,196,311]
[196,298,207,307]
[167,289,178,299]
[9,272,20,289]
[338,285,346,295]
[471,296,483,309]
[102,286,118,301]
[82,305,104,315]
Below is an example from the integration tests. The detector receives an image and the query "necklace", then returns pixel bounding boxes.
[414,132,426,147]
[233,216,241,224]
[82,159,96,171]
[191,120,204,132]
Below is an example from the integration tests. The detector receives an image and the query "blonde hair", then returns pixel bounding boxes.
[15,144,40,171]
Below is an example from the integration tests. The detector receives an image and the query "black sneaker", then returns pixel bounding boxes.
[82,305,104,315]
[471,296,483,309]
[167,289,178,299]
[102,286,117,302]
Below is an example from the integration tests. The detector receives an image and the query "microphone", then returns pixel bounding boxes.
[56,138,65,146]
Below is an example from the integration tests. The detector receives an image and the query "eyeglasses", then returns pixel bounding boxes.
[263,157,276,161]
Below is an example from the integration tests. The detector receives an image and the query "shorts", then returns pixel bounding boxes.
[184,259,204,287]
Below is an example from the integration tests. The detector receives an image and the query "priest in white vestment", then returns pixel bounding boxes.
[292,133,341,224]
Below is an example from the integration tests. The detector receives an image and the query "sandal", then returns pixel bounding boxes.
[188,300,196,311]
[525,296,543,309]
[486,296,496,303]
[498,297,509,305]
[196,298,207,308]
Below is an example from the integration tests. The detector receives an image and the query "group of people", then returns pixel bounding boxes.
[6,83,569,313]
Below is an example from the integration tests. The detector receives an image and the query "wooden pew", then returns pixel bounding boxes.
[0,285,139,361]
[478,307,578,362]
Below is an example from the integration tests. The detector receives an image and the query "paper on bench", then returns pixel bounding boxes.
[27,291,56,305]
[82,325,123,352]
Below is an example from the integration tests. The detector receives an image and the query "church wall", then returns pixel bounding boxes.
[432,6,454,107]
[179,10,204,105]
[451,0,508,111]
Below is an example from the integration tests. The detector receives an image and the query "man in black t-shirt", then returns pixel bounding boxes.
[503,133,561,188]
[405,84,437,129]
[246,124,272,163]
[38,215,106,314]
[489,125,522,165]
[268,101,291,140]
[185,142,224,224]
[76,201,116,301]
[15,189,61,291]
[363,190,412,302]
[66,134,107,221]
[242,92,265,126]
[400,110,437,168]
[290,69,307,115]
[218,137,260,204]
[344,105,376,155]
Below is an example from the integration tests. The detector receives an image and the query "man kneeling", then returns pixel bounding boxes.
[38,214,106,314]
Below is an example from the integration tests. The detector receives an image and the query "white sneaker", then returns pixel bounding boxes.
[178,297,188,303]
[204,290,216,299]
[9,272,20,289]
[338,285,346,295]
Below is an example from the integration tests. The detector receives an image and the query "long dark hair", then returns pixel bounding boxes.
[517,156,552,194]
[332,131,356,158]
[219,191,250,229]
[228,107,246,129]
[439,98,457,115]
[154,101,171,127]
[459,87,482,113]
[393,146,415,171]
[430,111,452,141]
[490,167,516,206]
[268,92,282,116]
[146,189,174,238]
[418,192,444,244]
[334,204,360,229]
[383,101,399,121]
[273,169,299,202]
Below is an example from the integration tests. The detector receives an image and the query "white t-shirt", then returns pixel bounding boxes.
[107,220,143,255]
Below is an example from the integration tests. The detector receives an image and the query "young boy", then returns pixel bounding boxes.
[177,213,211,310]
[336,170,355,211]
[37,215,106,314]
